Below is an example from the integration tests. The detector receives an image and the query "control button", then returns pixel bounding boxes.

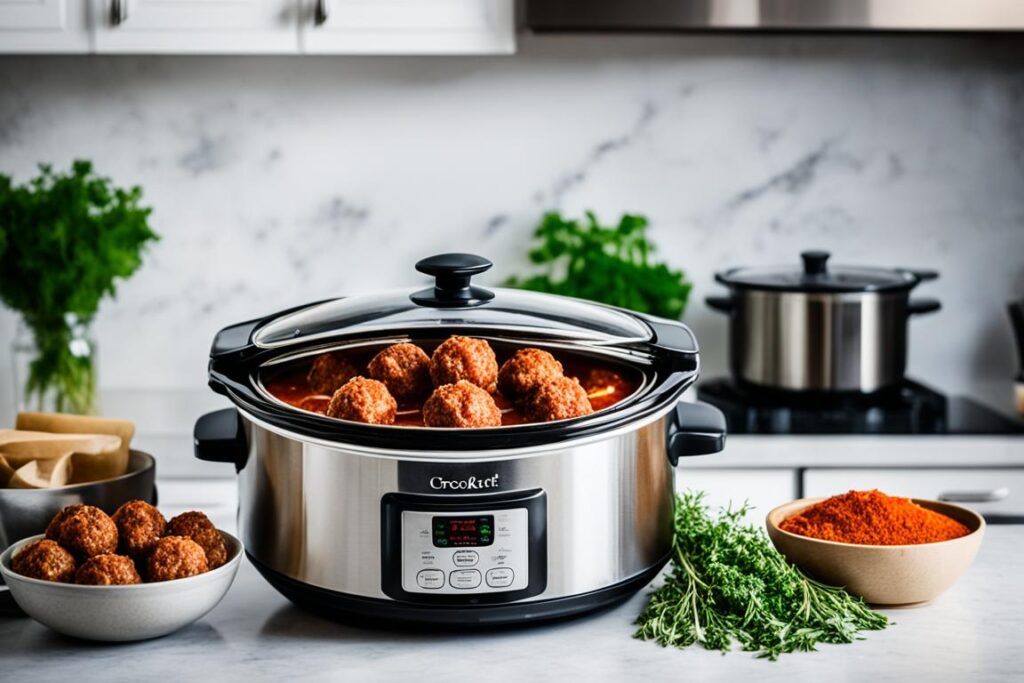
[449,569,482,589]
[453,550,479,567]
[486,567,515,588]
[416,569,445,589]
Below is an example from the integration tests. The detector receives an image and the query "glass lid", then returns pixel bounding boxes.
[253,254,653,349]
[715,251,920,293]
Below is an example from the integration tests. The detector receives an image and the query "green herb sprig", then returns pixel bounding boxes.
[504,211,692,319]
[0,161,158,414]
[635,491,888,660]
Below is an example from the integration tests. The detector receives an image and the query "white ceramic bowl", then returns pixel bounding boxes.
[0,531,242,641]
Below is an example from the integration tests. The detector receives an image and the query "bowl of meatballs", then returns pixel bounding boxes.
[0,501,241,642]
[261,335,637,430]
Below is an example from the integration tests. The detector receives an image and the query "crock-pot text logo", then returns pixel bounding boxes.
[429,474,500,491]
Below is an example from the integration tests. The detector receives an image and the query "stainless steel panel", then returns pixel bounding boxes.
[238,416,674,603]
[527,0,1024,32]
[731,290,906,392]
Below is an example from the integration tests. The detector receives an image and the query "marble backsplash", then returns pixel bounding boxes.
[0,34,1022,457]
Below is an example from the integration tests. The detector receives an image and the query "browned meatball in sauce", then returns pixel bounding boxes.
[430,336,498,393]
[423,380,502,428]
[523,376,594,422]
[368,343,432,406]
[75,554,142,586]
[49,505,118,560]
[166,511,228,569]
[326,377,397,425]
[498,348,564,402]
[112,500,166,557]
[307,352,359,395]
[12,539,76,583]
[148,536,209,582]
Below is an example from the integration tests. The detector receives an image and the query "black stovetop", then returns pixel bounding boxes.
[698,378,1024,435]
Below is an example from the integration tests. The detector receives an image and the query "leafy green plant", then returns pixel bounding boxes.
[635,491,888,660]
[504,211,692,319]
[0,161,158,414]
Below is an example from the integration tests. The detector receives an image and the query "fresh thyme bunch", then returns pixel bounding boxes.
[635,491,888,660]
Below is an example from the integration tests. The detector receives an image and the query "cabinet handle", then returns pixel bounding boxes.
[938,488,1010,503]
[314,0,328,26]
[110,0,128,27]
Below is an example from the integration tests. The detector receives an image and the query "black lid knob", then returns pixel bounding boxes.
[410,253,496,308]
[801,250,830,276]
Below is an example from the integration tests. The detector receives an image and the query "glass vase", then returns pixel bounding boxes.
[12,314,99,415]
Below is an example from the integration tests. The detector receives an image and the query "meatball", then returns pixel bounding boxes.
[498,348,564,401]
[307,352,359,395]
[147,536,209,582]
[523,376,594,422]
[75,554,142,586]
[48,504,118,560]
[423,380,502,428]
[166,511,228,569]
[45,504,82,541]
[430,336,498,393]
[326,377,397,425]
[368,343,432,406]
[12,539,76,583]
[112,500,166,557]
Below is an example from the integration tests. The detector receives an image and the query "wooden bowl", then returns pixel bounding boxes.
[766,497,985,605]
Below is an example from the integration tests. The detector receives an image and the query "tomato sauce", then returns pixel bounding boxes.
[261,342,639,427]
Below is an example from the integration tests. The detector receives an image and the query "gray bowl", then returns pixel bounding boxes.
[0,450,156,551]
[1,531,242,641]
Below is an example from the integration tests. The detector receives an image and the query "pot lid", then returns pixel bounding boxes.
[253,253,654,349]
[715,251,930,293]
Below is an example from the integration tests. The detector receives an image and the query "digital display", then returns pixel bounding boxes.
[432,515,494,548]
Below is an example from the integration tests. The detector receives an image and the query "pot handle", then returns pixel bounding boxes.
[667,401,726,466]
[908,298,941,316]
[194,408,248,470]
[705,296,733,314]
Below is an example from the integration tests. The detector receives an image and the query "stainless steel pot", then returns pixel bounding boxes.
[707,251,940,394]
[195,253,725,625]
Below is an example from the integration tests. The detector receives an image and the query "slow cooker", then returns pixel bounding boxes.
[194,253,725,625]
[706,251,941,395]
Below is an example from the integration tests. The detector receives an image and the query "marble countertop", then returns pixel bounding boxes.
[1,526,1021,682]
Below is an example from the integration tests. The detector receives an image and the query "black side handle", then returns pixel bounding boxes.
[194,408,248,471]
[908,298,941,316]
[905,269,940,282]
[705,296,734,314]
[667,401,726,466]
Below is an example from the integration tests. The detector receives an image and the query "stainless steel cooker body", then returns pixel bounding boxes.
[235,409,677,605]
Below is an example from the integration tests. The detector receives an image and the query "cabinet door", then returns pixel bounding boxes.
[0,0,90,53]
[803,468,1024,518]
[675,468,798,526]
[302,0,514,55]
[92,0,300,53]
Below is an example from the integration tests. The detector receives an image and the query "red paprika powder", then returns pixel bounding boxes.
[780,490,971,545]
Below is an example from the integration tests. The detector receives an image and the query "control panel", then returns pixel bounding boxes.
[401,508,528,594]
[381,489,547,604]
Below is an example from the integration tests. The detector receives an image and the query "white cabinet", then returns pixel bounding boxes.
[803,468,1024,518]
[91,0,300,53]
[301,0,514,55]
[675,468,798,526]
[0,0,90,52]
[0,0,515,53]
